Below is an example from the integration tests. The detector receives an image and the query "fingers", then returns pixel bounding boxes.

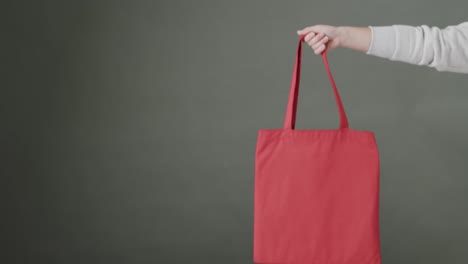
[313,43,327,54]
[311,34,328,49]
[306,32,326,43]
[303,32,329,54]
[297,25,333,54]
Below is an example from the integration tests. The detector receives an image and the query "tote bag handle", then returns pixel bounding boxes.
[283,35,349,130]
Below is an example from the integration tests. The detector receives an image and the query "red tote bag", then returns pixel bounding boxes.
[253,35,381,264]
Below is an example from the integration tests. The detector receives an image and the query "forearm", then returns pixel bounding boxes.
[337,26,372,53]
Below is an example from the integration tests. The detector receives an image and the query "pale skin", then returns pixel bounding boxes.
[297,25,372,54]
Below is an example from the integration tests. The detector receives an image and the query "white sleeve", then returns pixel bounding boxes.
[366,21,468,74]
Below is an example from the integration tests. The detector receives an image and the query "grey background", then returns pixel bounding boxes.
[3,0,468,263]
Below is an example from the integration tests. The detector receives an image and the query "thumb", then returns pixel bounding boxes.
[297,25,319,35]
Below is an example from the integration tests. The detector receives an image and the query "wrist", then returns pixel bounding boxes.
[336,26,350,48]
[336,26,372,53]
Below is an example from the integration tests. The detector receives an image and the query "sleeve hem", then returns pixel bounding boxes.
[365,26,374,54]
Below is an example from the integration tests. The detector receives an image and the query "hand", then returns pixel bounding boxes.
[297,25,342,55]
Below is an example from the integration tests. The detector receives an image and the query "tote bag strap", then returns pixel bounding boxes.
[283,35,349,130]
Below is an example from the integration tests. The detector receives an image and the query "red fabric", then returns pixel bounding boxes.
[253,35,381,264]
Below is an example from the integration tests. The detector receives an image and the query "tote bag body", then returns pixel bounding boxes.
[253,35,381,264]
